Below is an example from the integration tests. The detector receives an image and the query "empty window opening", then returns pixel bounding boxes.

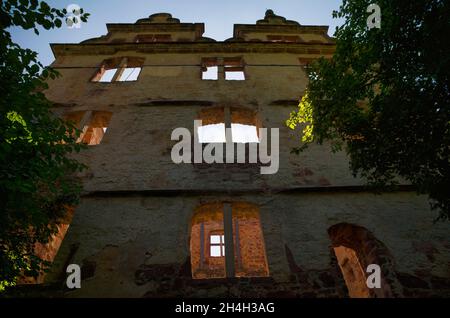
[196,107,260,144]
[118,67,141,81]
[201,57,246,81]
[92,57,144,83]
[202,66,218,80]
[224,57,246,81]
[190,202,269,279]
[210,234,225,257]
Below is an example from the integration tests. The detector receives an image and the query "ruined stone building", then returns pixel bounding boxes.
[38,11,449,297]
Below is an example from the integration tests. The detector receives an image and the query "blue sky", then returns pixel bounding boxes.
[9,0,344,66]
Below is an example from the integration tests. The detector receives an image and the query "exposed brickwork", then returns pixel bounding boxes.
[190,202,269,279]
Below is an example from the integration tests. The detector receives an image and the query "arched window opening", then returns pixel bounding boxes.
[328,223,395,298]
[190,202,269,279]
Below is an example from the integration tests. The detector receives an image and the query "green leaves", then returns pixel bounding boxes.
[54,18,61,28]
[0,0,89,292]
[289,0,450,220]
[286,92,315,143]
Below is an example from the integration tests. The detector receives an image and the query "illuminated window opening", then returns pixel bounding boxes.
[210,234,225,257]
[201,57,246,81]
[224,57,245,81]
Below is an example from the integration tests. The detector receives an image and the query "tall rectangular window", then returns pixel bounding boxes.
[201,57,246,81]
[190,202,270,279]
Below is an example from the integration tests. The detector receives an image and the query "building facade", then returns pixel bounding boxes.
[40,11,449,297]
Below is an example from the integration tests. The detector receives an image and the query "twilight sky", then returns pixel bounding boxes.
[9,0,344,66]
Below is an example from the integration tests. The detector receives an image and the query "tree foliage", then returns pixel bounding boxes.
[288,0,450,220]
[0,1,89,292]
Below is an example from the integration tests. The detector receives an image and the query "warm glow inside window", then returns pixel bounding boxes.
[118,67,141,81]
[198,123,226,143]
[231,124,259,143]
[65,111,112,146]
[202,66,218,80]
[190,202,270,279]
[210,234,225,257]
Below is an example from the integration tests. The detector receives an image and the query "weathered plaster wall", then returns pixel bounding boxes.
[47,50,362,192]
[45,192,449,297]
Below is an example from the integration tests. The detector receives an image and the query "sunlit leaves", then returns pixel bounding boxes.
[286,92,315,143]
[289,0,450,220]
[5,111,33,143]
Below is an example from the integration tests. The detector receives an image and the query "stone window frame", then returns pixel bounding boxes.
[192,106,263,167]
[201,56,247,81]
[328,223,397,298]
[90,56,145,83]
[196,106,262,142]
[64,110,112,146]
[190,202,270,279]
